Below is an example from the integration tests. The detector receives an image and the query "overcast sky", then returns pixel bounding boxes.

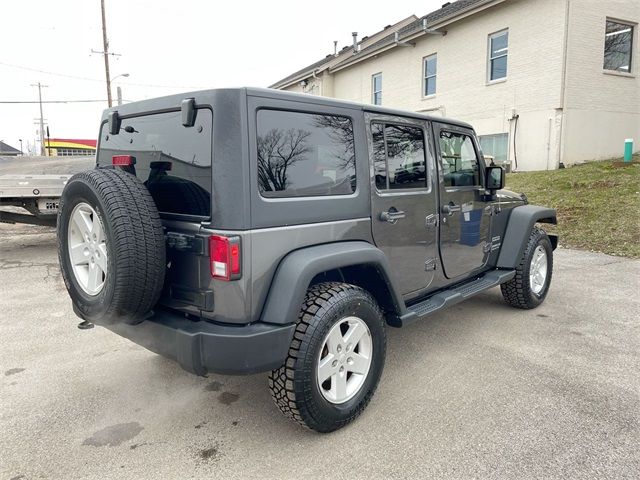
[1,0,446,152]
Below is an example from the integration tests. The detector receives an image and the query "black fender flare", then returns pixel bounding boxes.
[497,204,557,269]
[260,241,405,325]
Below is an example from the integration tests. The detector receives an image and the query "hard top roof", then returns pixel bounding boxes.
[102,87,472,130]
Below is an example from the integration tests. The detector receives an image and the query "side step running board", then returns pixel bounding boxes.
[394,269,516,327]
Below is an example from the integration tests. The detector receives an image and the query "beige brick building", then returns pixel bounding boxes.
[271,0,639,171]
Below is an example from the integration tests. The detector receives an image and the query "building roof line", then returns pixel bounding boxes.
[270,0,505,86]
[330,0,504,72]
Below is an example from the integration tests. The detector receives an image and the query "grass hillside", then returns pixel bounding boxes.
[506,158,640,258]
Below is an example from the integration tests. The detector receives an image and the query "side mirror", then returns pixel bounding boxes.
[485,165,505,191]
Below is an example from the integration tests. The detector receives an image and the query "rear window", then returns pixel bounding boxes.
[256,109,356,198]
[97,108,212,217]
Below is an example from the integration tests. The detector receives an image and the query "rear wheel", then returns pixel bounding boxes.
[501,227,553,309]
[57,168,166,325]
[268,282,386,433]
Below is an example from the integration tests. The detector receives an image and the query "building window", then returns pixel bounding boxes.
[604,20,634,73]
[479,133,508,164]
[488,30,508,81]
[256,109,356,198]
[372,122,427,190]
[372,73,382,105]
[423,54,437,96]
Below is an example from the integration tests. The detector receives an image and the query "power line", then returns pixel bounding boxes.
[0,61,208,90]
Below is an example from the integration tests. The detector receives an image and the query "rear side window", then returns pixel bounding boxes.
[372,122,427,190]
[98,108,212,217]
[256,109,356,198]
[439,131,480,187]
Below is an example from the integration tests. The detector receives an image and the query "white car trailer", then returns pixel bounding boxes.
[0,175,70,226]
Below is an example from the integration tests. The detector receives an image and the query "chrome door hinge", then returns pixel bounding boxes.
[425,214,439,228]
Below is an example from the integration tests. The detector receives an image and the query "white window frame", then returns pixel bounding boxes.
[603,18,635,75]
[487,29,509,83]
[372,73,382,105]
[423,53,437,97]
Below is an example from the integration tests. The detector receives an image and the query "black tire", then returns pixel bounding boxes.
[501,226,553,309]
[268,282,386,433]
[57,168,166,325]
[145,175,210,217]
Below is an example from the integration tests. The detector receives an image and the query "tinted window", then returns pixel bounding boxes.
[439,131,480,187]
[256,109,356,198]
[372,123,427,190]
[98,109,212,217]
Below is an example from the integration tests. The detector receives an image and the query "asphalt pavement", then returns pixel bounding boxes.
[1,223,639,479]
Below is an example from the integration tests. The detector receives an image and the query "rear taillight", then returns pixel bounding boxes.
[112,155,136,166]
[209,235,241,280]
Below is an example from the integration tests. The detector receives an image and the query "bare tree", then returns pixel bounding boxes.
[311,115,355,171]
[257,128,311,192]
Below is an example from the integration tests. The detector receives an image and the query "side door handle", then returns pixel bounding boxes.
[441,203,461,216]
[380,209,406,224]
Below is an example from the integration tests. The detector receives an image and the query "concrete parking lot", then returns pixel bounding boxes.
[1,222,639,480]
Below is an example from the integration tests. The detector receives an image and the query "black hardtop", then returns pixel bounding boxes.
[100,87,473,130]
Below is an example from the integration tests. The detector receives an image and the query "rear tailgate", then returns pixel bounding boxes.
[96,107,214,317]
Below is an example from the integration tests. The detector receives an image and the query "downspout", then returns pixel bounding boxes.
[557,0,571,169]
[312,69,319,95]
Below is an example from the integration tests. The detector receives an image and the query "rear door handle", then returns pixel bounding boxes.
[380,209,406,223]
[441,203,461,215]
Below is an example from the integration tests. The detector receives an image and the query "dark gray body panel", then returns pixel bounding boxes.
[497,205,557,269]
[261,241,405,326]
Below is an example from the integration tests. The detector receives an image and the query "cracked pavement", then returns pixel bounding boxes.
[1,222,639,479]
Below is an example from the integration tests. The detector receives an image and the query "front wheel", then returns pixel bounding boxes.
[501,226,553,309]
[268,282,386,433]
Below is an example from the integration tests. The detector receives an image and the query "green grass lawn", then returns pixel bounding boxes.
[505,158,640,258]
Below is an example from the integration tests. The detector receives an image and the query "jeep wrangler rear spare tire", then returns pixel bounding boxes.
[57,168,166,325]
[268,282,386,432]
[501,226,553,309]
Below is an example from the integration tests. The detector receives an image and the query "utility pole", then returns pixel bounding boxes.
[100,0,112,107]
[30,82,48,156]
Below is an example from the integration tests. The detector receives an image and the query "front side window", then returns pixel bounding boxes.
[439,131,480,187]
[424,54,437,96]
[488,30,508,81]
[256,109,356,198]
[372,122,427,190]
[372,73,382,105]
[604,20,634,73]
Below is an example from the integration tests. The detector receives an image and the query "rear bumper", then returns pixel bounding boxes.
[104,309,296,376]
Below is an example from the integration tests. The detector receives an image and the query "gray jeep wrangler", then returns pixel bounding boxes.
[57,88,557,432]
